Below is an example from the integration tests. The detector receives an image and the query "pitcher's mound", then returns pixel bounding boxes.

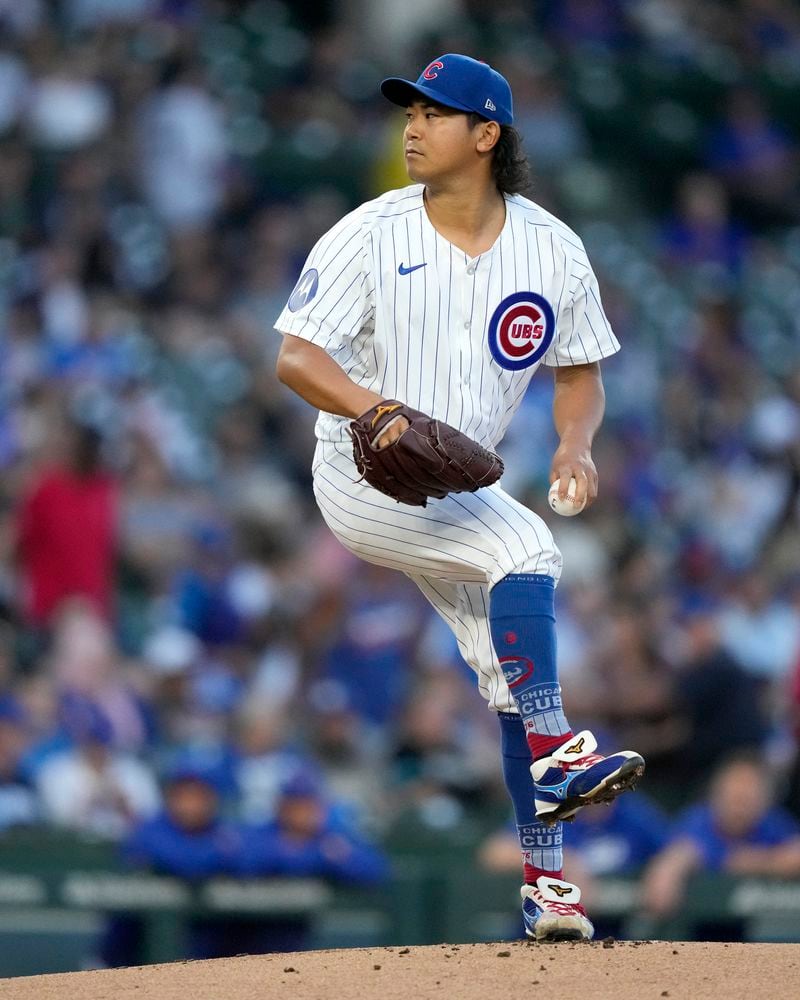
[1,940,796,1000]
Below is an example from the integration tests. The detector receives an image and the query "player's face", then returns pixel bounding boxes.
[711,761,770,837]
[403,101,480,184]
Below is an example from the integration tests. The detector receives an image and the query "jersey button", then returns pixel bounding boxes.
[464,319,471,329]
[466,265,476,275]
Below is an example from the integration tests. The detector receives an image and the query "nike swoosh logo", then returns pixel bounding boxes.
[398,262,427,275]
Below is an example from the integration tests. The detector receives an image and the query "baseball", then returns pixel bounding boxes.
[548,477,586,517]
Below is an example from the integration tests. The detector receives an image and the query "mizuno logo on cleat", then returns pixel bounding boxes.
[564,737,585,755]
[370,403,402,428]
[548,884,573,897]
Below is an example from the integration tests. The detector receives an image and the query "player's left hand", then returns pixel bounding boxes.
[550,442,598,508]
[350,399,504,506]
[375,414,410,449]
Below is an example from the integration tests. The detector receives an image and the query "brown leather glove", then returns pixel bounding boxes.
[349,400,504,507]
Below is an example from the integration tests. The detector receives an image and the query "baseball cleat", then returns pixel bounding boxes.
[531,730,645,826]
[521,877,594,942]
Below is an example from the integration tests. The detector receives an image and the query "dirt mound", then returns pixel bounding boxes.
[1,940,795,1000]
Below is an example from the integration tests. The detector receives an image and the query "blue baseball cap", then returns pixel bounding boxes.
[279,768,323,800]
[164,751,229,793]
[381,53,513,126]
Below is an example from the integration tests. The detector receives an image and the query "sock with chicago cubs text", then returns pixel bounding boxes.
[489,573,573,761]
[498,711,563,883]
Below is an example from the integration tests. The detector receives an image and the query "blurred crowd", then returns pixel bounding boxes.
[0,0,800,952]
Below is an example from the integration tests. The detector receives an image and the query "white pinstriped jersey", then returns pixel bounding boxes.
[275,184,619,449]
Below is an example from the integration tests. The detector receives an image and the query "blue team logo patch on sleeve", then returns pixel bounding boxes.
[488,292,555,371]
[287,268,319,312]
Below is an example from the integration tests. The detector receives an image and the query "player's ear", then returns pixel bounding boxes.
[476,120,500,154]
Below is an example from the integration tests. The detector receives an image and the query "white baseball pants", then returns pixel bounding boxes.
[312,439,562,712]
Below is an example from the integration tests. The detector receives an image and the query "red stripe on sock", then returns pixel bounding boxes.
[524,863,563,884]
[527,730,573,760]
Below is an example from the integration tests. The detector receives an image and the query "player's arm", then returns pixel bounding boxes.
[276,334,407,447]
[640,838,702,917]
[550,361,605,507]
[726,838,800,877]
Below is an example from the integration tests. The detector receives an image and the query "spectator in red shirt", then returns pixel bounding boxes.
[15,417,119,628]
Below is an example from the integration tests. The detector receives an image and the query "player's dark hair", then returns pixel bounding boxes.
[467,114,531,195]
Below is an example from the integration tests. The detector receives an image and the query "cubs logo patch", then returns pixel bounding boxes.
[288,268,319,312]
[488,292,555,371]
[499,655,534,688]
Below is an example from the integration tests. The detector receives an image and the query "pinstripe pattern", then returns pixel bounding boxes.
[520,824,563,873]
[277,184,616,711]
[312,440,562,712]
[276,185,619,450]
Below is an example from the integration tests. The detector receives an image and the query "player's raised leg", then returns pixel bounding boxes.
[488,573,644,828]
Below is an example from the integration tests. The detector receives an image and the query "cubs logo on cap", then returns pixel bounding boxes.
[422,60,444,81]
[381,53,513,126]
[488,292,555,371]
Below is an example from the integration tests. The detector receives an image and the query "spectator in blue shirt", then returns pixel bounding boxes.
[238,770,389,886]
[101,756,243,966]
[564,794,669,877]
[232,769,388,954]
[642,752,800,920]
[704,87,800,227]
[660,173,749,281]
[318,564,426,727]
[121,758,242,880]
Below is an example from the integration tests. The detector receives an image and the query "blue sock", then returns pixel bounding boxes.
[489,573,573,759]
[498,711,563,880]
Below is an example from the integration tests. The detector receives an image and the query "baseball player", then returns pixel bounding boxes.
[274,53,645,942]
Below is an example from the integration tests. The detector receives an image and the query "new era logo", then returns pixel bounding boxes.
[485,98,496,112]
